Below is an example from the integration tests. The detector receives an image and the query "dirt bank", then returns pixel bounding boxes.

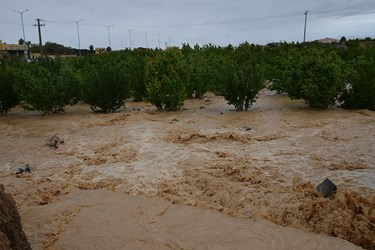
[0,184,31,250]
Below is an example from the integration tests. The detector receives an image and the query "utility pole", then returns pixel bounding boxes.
[128,29,133,50]
[33,18,45,56]
[303,11,308,43]
[72,19,83,56]
[157,34,161,49]
[168,35,171,48]
[106,25,113,49]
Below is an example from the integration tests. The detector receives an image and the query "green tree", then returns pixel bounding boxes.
[0,62,19,114]
[184,50,209,98]
[124,50,149,101]
[14,58,81,114]
[82,57,129,112]
[270,48,345,108]
[221,59,264,111]
[44,42,73,55]
[145,49,186,111]
[340,56,375,110]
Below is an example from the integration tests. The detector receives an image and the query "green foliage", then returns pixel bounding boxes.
[219,43,265,111]
[14,57,81,114]
[224,62,264,111]
[217,43,263,111]
[340,56,375,110]
[43,42,74,55]
[0,61,19,114]
[269,48,345,108]
[81,56,129,113]
[183,45,209,98]
[124,50,149,101]
[145,49,186,111]
[4,38,375,115]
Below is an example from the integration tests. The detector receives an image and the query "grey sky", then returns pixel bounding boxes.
[1,0,374,50]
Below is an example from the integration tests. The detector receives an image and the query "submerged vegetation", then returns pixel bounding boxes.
[1,38,374,114]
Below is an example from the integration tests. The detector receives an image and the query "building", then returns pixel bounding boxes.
[0,40,29,60]
[95,48,107,54]
[316,37,339,44]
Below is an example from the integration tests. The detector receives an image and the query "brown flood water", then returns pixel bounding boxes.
[0,90,374,249]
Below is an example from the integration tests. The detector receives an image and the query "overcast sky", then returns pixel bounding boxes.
[1,0,374,50]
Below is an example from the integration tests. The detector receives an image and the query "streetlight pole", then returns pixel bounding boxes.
[72,19,83,56]
[128,29,133,50]
[13,9,29,45]
[106,25,113,49]
[145,31,149,48]
[303,11,308,43]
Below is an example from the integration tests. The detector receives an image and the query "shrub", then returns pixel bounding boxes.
[0,63,19,114]
[270,48,345,108]
[145,49,186,111]
[82,59,129,113]
[14,58,81,114]
[125,50,148,101]
[221,59,264,111]
[340,56,375,110]
[184,52,208,98]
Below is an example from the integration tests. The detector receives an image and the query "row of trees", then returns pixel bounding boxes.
[17,39,96,56]
[1,41,374,115]
[265,43,374,109]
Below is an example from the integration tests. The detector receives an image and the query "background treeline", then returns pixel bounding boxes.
[1,39,374,114]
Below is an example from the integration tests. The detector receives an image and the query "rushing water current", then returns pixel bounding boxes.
[0,90,374,249]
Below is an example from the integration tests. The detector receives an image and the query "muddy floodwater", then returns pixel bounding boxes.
[0,90,374,249]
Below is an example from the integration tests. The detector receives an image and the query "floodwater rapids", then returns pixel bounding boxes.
[0,90,374,249]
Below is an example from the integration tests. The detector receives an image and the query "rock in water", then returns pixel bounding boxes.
[316,179,337,198]
[0,184,32,250]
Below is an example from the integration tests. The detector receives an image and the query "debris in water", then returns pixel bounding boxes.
[316,179,337,198]
[16,164,31,174]
[240,126,252,131]
[171,119,180,123]
[47,134,64,148]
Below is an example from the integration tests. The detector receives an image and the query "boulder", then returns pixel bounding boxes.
[316,179,337,198]
[0,185,31,250]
